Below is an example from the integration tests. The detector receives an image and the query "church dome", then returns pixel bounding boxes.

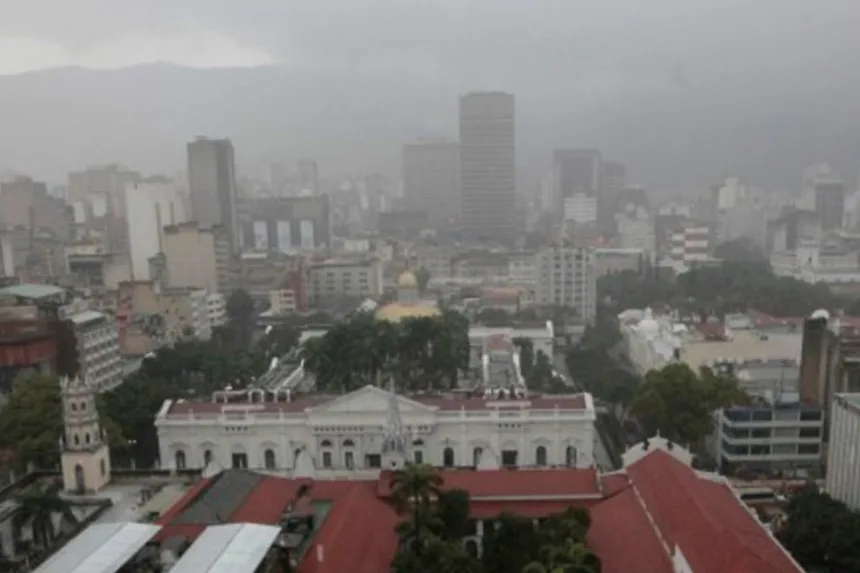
[375,302,440,323]
[397,270,418,288]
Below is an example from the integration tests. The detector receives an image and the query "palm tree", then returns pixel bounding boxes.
[389,464,444,555]
[522,539,600,573]
[12,482,78,548]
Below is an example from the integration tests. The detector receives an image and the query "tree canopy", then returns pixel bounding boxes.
[0,374,64,470]
[598,258,851,318]
[387,465,601,573]
[302,310,470,392]
[565,319,640,408]
[630,363,748,447]
[778,486,860,573]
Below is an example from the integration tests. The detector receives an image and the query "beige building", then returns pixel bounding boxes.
[269,289,298,315]
[161,222,221,293]
[159,288,211,342]
[308,258,383,306]
[60,376,112,494]
[0,176,70,239]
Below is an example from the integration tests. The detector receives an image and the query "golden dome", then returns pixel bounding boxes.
[375,302,440,323]
[397,270,418,288]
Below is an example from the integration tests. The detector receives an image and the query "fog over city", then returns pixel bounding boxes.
[2,0,860,189]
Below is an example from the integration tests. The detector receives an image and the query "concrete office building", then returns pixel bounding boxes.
[459,92,517,242]
[402,138,460,223]
[187,137,239,252]
[161,222,222,293]
[826,393,860,509]
[535,246,597,324]
[308,258,384,306]
[125,180,187,280]
[242,195,331,252]
[553,149,601,203]
[814,178,846,232]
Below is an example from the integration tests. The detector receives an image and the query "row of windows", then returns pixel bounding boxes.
[173,443,579,470]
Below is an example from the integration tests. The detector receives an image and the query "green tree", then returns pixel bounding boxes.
[0,374,63,470]
[434,489,471,541]
[12,481,78,547]
[630,363,747,446]
[514,338,535,378]
[713,237,767,263]
[481,513,543,573]
[777,486,860,572]
[226,289,256,348]
[415,267,431,294]
[523,539,601,573]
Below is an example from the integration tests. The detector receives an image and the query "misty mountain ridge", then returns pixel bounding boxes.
[1,62,860,193]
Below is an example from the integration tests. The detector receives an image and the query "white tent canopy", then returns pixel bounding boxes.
[169,523,281,573]
[33,522,161,573]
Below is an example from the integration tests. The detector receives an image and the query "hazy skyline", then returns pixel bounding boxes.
[3,1,860,191]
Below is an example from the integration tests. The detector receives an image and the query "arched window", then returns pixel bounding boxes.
[343,439,355,448]
[566,446,577,467]
[203,450,213,466]
[85,433,91,445]
[536,446,547,466]
[413,450,424,464]
[472,447,483,467]
[443,447,455,468]
[71,403,77,411]
[413,439,424,447]
[80,401,87,411]
[73,434,80,446]
[321,439,333,448]
[264,449,276,470]
[175,450,187,470]
[100,459,106,476]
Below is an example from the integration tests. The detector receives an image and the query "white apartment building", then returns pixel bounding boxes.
[207,293,227,328]
[308,258,383,305]
[826,394,860,509]
[69,309,122,391]
[616,206,655,252]
[125,180,187,281]
[535,246,596,324]
[156,384,596,474]
[770,240,860,285]
[563,194,597,225]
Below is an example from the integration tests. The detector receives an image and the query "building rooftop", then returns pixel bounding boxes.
[160,385,590,417]
[0,283,65,300]
[149,443,803,573]
[68,309,107,326]
[33,522,161,573]
[682,330,802,370]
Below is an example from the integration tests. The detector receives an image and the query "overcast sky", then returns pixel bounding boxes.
[3,0,860,89]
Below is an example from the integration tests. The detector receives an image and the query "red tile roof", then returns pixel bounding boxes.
[376,467,601,500]
[153,450,801,573]
[588,486,673,573]
[626,450,802,573]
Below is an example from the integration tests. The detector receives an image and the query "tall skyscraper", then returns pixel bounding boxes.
[187,137,239,252]
[600,161,627,232]
[402,138,460,223]
[553,149,602,200]
[459,92,517,241]
[297,159,320,194]
[814,178,846,231]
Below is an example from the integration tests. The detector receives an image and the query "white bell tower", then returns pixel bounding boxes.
[60,376,112,494]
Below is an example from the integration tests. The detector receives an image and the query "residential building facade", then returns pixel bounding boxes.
[125,179,187,280]
[826,393,860,509]
[307,258,383,306]
[161,222,220,293]
[68,308,122,391]
[535,246,596,323]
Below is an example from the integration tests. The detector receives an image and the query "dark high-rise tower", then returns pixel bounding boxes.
[187,137,239,252]
[459,92,517,242]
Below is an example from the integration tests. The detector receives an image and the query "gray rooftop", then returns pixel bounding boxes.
[169,470,263,526]
[169,523,281,573]
[33,522,160,573]
[0,283,65,300]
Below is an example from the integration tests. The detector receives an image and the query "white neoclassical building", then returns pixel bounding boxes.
[618,307,684,375]
[155,384,596,476]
